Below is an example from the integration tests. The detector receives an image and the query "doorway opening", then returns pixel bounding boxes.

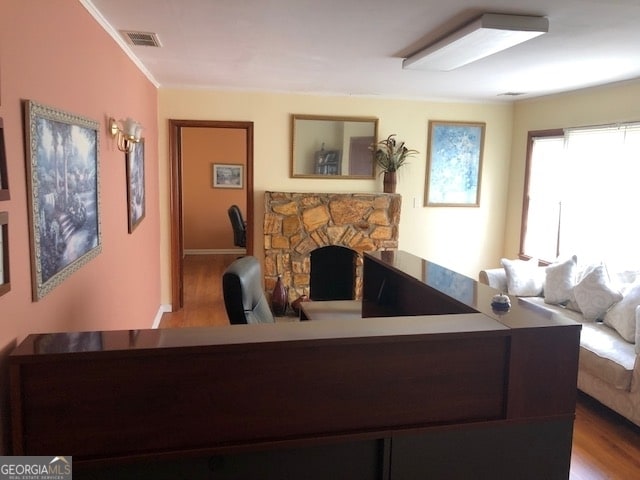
[169,120,254,310]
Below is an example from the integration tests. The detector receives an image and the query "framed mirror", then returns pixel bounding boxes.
[291,114,378,178]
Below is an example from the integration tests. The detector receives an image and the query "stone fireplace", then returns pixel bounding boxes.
[263,191,401,303]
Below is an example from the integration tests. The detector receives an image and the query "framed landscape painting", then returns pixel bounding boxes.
[424,121,485,207]
[24,100,101,300]
[126,139,145,232]
[212,163,243,188]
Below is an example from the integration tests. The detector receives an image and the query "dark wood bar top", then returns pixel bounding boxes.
[10,250,577,362]
[365,250,578,329]
[11,312,508,360]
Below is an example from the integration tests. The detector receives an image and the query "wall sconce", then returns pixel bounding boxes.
[109,117,143,153]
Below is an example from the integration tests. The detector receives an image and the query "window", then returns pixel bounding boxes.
[522,124,640,269]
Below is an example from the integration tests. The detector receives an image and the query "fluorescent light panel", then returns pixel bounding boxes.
[403,13,549,71]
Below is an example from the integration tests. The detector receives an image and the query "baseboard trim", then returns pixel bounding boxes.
[152,304,172,329]
[184,249,246,255]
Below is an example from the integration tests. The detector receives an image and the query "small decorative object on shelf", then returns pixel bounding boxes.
[271,275,289,316]
[291,294,309,316]
[491,292,511,312]
[371,134,418,193]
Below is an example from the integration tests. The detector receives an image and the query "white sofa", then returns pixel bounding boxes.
[479,256,640,427]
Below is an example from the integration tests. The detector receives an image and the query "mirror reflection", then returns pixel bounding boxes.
[291,115,378,178]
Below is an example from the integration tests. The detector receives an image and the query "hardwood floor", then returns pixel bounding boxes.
[160,254,640,478]
[159,254,237,328]
[571,393,640,479]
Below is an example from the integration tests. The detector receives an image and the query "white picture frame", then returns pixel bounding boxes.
[212,163,243,189]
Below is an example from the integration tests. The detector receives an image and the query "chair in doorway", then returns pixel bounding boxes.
[222,256,275,324]
[228,204,247,248]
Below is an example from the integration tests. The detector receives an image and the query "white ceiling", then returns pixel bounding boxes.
[84,0,640,103]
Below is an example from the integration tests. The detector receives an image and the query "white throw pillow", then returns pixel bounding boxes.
[566,264,599,312]
[573,265,623,321]
[501,258,543,297]
[544,255,578,305]
[604,281,640,343]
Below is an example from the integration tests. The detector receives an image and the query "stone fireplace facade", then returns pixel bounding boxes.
[263,191,401,303]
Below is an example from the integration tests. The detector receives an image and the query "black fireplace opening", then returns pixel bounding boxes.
[309,246,357,301]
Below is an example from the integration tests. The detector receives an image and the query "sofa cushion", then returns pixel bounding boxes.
[572,265,623,321]
[579,322,636,391]
[521,296,586,323]
[478,268,508,293]
[544,255,578,305]
[501,257,543,296]
[522,296,636,391]
[604,281,640,343]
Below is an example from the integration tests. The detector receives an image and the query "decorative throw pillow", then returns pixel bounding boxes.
[544,255,578,305]
[565,264,598,312]
[573,265,623,321]
[501,258,543,297]
[603,281,640,343]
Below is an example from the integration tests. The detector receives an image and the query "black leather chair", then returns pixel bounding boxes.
[228,205,247,248]
[222,256,275,324]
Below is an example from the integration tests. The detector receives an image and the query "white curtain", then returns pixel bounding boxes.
[526,124,640,268]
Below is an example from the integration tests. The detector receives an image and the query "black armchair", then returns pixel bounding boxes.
[228,205,247,248]
[222,256,275,325]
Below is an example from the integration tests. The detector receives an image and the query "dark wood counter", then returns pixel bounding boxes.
[9,251,581,479]
[363,250,579,328]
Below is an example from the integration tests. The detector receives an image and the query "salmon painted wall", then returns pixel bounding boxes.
[182,127,247,251]
[0,1,160,349]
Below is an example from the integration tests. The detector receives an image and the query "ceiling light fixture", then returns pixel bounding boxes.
[403,13,549,72]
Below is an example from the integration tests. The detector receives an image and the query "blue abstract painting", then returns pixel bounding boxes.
[426,122,485,206]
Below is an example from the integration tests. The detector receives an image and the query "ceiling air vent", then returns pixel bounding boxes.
[120,30,162,47]
[498,92,526,97]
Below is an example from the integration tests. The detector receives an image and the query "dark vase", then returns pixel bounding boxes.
[291,294,309,316]
[383,171,397,193]
[271,275,288,316]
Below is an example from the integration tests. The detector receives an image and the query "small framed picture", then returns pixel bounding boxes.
[212,163,243,189]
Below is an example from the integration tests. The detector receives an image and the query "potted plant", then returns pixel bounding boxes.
[371,134,418,193]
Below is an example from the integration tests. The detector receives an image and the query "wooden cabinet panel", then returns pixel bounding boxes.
[81,440,386,480]
[390,419,574,480]
[14,334,508,460]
